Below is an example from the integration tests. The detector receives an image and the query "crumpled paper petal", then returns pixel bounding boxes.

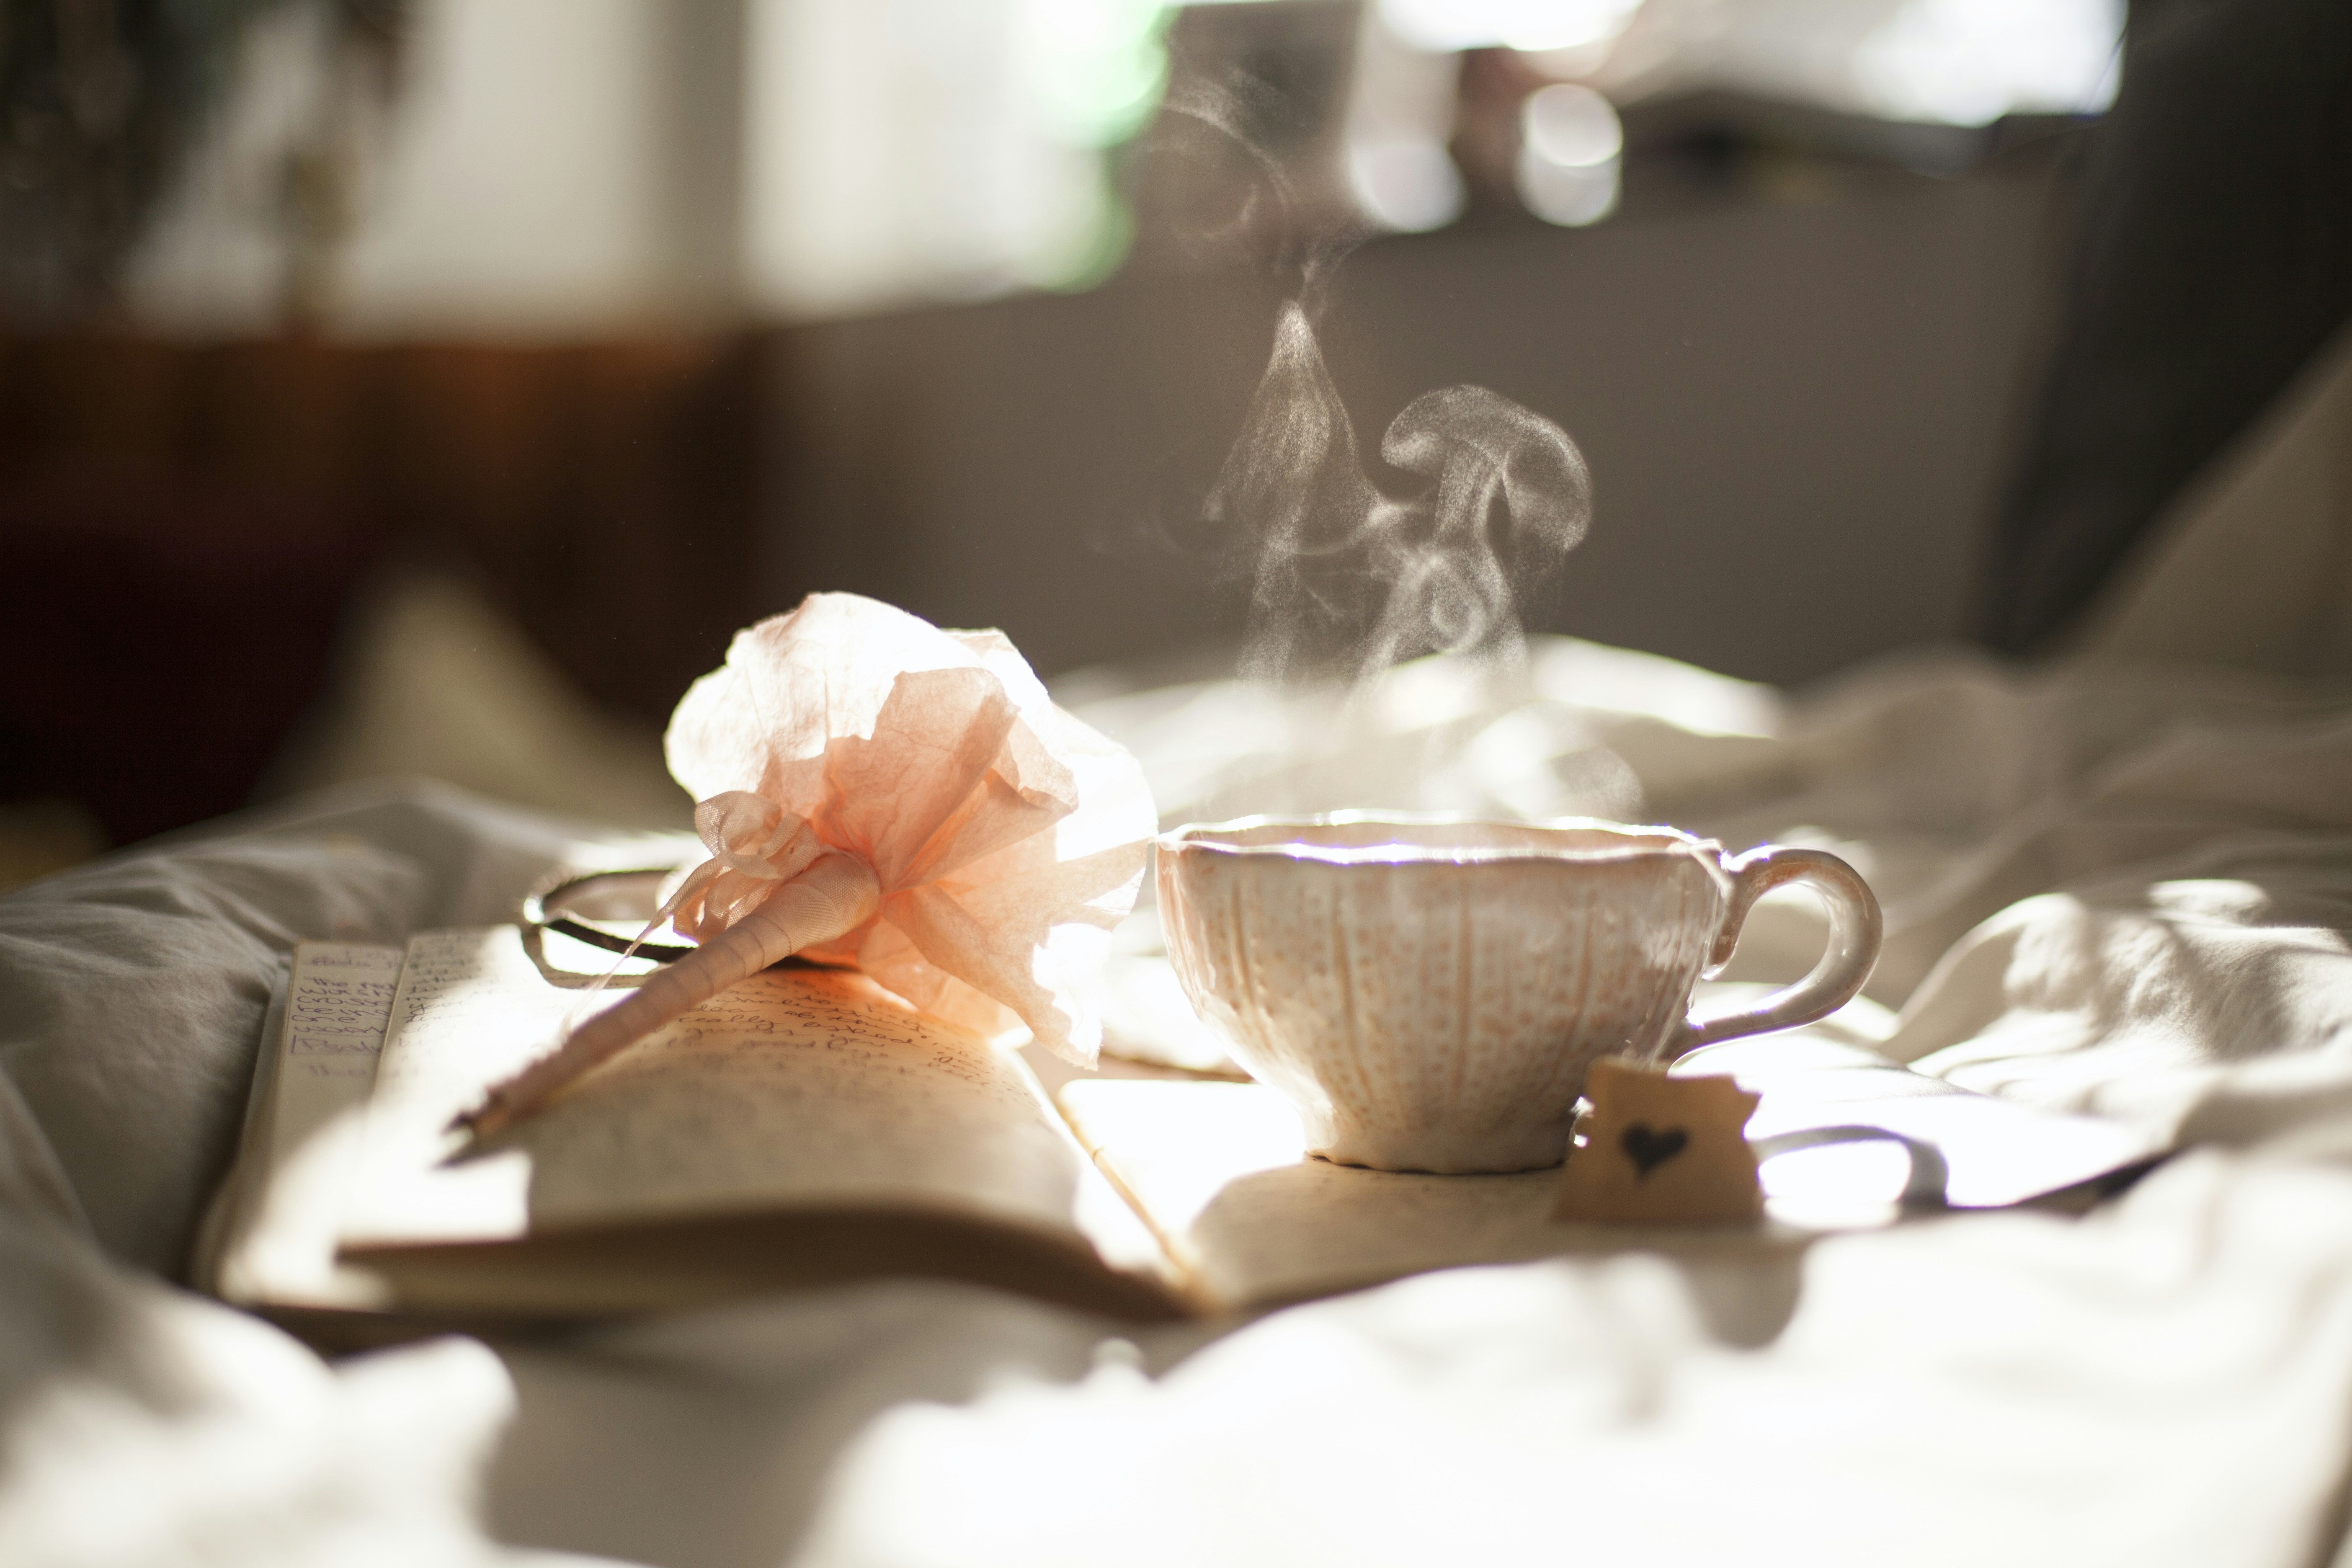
[667,791,828,941]
[664,593,1157,1063]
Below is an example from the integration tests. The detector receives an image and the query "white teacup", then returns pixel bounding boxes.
[1157,814,1882,1173]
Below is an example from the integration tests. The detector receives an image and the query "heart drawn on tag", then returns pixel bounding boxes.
[1619,1122,1689,1178]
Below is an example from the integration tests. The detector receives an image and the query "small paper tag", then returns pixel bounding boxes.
[1551,1057,1763,1225]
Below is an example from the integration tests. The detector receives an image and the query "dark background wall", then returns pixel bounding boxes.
[768,154,2063,687]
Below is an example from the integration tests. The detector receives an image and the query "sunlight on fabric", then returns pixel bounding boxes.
[1525,638,1785,738]
[1759,1139,1908,1229]
[798,1160,2352,1567]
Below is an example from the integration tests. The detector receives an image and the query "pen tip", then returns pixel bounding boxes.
[449,1100,499,1137]
[451,1093,516,1140]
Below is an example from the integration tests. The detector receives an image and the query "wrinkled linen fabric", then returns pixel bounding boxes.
[801,1156,2352,1568]
[0,783,679,1276]
[0,780,677,1566]
[665,593,1157,1064]
[0,1213,586,1568]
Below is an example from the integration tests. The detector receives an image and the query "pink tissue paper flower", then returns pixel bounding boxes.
[661,591,1157,1064]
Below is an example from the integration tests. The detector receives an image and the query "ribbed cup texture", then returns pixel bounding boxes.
[1160,830,1727,1173]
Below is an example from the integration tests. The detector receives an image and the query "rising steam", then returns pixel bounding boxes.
[1153,73,1594,691]
[1209,301,1592,685]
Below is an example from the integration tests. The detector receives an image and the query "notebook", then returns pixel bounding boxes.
[196,930,2169,1340]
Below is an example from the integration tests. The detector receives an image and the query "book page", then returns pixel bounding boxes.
[208,942,404,1308]
[340,928,1132,1266]
[1063,1029,2168,1312]
[1059,1081,1818,1313]
[191,967,292,1296]
[273,943,406,1163]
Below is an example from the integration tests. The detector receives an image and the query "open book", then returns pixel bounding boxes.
[199,931,2171,1336]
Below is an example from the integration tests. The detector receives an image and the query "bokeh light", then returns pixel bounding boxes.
[1516,83,1621,227]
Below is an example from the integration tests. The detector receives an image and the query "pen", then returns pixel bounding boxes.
[455,852,879,1137]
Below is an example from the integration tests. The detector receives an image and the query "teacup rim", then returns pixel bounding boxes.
[1155,811,1726,867]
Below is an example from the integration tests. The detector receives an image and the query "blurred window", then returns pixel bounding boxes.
[89,0,2124,335]
[740,0,1173,317]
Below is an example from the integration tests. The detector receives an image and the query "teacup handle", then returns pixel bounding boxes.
[1665,846,1883,1058]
